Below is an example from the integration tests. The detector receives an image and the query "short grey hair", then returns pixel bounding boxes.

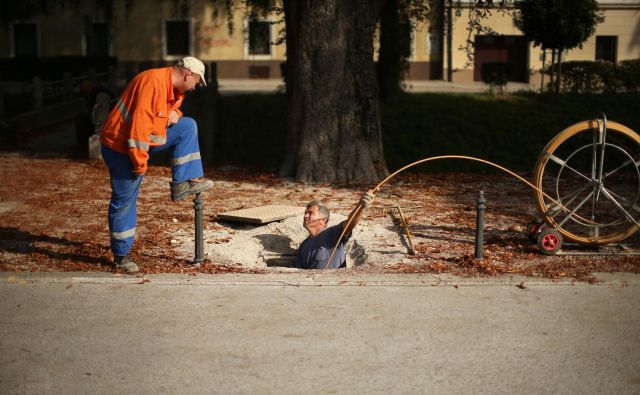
[306,200,330,222]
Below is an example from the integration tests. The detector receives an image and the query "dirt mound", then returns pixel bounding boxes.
[1,152,639,281]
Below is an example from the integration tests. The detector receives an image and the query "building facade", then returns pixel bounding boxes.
[0,0,638,85]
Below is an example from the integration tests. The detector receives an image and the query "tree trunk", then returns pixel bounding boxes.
[540,49,545,93]
[549,49,556,92]
[377,0,403,103]
[279,0,389,184]
[555,48,563,93]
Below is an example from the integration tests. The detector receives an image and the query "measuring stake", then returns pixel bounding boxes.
[194,192,204,264]
[475,191,486,260]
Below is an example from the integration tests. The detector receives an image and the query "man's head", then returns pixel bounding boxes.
[303,200,330,236]
[172,56,207,93]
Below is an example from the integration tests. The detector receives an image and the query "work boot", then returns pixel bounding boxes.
[170,178,214,202]
[114,255,139,274]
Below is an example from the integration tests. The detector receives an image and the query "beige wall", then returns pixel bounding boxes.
[569,9,640,61]
[109,0,286,62]
[1,0,637,82]
[441,5,640,83]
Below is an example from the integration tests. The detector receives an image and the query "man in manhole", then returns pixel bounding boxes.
[297,191,374,269]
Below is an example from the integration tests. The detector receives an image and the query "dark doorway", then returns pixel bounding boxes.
[474,35,529,82]
[13,23,38,57]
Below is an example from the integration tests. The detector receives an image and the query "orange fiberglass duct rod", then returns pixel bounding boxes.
[322,154,583,270]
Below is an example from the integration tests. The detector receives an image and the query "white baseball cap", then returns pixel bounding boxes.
[177,56,207,86]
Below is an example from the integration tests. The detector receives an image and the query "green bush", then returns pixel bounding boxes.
[480,62,513,93]
[617,59,640,92]
[559,61,613,93]
[558,59,640,93]
[211,91,640,173]
[0,56,117,82]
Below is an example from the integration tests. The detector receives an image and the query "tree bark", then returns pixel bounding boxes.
[555,48,563,93]
[279,0,389,184]
[377,0,403,103]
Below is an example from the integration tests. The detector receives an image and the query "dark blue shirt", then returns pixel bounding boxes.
[296,224,351,269]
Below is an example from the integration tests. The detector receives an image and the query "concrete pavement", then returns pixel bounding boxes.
[217,78,537,95]
[1,272,639,394]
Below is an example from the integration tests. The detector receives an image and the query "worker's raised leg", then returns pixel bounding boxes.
[150,116,213,201]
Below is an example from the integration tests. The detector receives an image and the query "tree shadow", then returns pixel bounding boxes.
[388,223,475,245]
[0,227,108,266]
[254,233,297,268]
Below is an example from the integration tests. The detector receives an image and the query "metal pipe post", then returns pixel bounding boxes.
[194,192,204,264]
[475,191,486,260]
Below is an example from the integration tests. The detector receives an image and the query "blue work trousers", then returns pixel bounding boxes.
[101,117,204,256]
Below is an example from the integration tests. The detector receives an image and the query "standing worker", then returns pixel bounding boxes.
[100,57,213,274]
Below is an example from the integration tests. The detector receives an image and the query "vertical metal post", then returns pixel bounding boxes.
[194,192,204,264]
[475,191,486,260]
[446,0,453,82]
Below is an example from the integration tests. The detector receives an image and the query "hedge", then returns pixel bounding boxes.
[0,56,118,82]
[557,59,640,93]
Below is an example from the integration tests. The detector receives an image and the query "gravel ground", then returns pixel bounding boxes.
[0,139,638,282]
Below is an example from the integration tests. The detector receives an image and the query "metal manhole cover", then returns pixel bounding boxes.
[218,205,304,224]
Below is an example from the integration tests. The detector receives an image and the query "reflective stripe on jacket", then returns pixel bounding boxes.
[100,67,184,174]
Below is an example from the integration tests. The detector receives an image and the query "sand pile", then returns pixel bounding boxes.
[172,209,410,269]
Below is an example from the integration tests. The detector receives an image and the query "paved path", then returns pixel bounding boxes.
[217,78,536,95]
[1,272,639,394]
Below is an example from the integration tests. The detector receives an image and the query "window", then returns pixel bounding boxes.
[427,31,440,58]
[399,20,413,60]
[595,36,617,63]
[164,20,191,57]
[86,22,110,57]
[12,23,38,57]
[247,20,272,57]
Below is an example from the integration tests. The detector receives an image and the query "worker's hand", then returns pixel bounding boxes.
[168,110,180,126]
[360,190,375,208]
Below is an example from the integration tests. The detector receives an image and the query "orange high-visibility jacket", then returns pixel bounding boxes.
[100,67,184,175]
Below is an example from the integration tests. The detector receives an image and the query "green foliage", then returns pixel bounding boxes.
[213,93,287,168]
[0,0,137,25]
[0,56,117,81]
[213,91,640,173]
[558,61,616,93]
[617,59,640,92]
[381,92,639,173]
[480,62,513,93]
[557,60,640,93]
[513,0,603,51]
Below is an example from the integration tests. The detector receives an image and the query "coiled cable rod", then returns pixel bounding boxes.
[322,154,592,270]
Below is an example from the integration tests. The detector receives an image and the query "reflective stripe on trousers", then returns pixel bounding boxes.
[101,145,142,256]
[101,116,205,256]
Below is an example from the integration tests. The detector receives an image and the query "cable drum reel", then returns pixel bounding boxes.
[528,114,640,254]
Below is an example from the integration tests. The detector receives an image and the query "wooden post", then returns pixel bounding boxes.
[396,206,416,255]
[88,68,98,86]
[63,72,73,101]
[107,65,117,93]
[0,89,5,119]
[32,77,43,110]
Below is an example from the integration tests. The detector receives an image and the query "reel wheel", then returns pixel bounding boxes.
[533,118,640,245]
[526,220,546,243]
[537,228,563,255]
